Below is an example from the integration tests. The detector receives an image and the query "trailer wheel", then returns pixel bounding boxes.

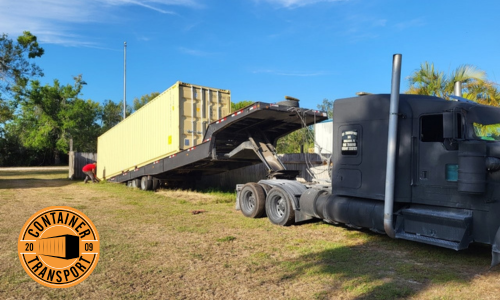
[131,178,140,188]
[265,187,295,226]
[152,178,160,191]
[239,183,266,218]
[141,176,152,191]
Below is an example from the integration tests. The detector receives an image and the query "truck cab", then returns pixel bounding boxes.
[329,94,500,262]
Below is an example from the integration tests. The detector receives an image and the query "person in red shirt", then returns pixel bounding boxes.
[82,163,99,183]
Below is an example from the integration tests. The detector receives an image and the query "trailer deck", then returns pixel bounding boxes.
[106,102,328,185]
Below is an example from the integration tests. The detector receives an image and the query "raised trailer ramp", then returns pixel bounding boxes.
[106,102,328,187]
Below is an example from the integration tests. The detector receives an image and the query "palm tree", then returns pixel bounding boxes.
[407,62,447,98]
[407,62,500,106]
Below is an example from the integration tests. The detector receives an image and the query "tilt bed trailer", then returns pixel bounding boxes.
[105,100,328,188]
[236,54,500,267]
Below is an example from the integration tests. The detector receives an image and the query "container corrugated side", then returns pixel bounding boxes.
[97,81,230,179]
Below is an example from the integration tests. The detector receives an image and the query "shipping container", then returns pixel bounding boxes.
[97,82,231,179]
[38,235,80,259]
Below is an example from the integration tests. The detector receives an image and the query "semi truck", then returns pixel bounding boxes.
[98,55,500,266]
[236,55,500,267]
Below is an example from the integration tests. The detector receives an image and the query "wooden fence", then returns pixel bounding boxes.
[68,152,97,180]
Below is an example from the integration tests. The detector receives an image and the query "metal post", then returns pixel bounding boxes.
[123,42,127,120]
[384,54,402,239]
[454,81,462,97]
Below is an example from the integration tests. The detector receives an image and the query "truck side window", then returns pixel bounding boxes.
[420,115,443,142]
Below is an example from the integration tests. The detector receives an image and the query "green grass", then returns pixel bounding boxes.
[216,235,236,242]
[0,169,498,300]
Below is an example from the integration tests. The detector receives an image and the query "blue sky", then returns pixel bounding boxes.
[1,0,500,111]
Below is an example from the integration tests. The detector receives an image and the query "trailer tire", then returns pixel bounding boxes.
[239,182,266,218]
[141,176,152,191]
[265,187,295,226]
[152,178,160,191]
[131,178,140,188]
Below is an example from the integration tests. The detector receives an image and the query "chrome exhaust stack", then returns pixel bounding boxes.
[383,54,402,238]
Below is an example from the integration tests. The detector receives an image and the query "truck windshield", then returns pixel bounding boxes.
[473,122,500,141]
[469,105,500,141]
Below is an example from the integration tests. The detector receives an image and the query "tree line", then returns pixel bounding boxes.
[0,32,159,166]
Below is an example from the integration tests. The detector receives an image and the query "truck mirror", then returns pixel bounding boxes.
[443,112,454,139]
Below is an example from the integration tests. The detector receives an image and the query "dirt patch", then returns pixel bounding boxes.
[156,189,218,203]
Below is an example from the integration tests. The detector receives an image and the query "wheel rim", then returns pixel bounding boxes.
[276,198,286,217]
[270,194,286,220]
[242,190,256,213]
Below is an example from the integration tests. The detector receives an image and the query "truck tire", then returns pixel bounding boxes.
[141,176,152,191]
[239,182,266,218]
[260,183,272,195]
[265,187,295,226]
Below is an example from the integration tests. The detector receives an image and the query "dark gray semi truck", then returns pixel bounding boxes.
[236,55,500,266]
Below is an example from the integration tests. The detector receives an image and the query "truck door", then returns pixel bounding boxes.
[415,113,463,204]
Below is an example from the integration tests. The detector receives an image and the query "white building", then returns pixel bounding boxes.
[314,120,333,154]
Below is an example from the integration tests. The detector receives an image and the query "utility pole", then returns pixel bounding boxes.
[123,41,127,119]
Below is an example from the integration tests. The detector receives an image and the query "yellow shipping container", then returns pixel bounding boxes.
[97,81,231,179]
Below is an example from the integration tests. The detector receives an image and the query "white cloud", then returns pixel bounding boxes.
[0,0,201,46]
[256,0,345,9]
[98,0,203,13]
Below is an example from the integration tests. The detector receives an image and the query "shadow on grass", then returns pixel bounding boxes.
[0,170,75,189]
[0,170,67,177]
[0,178,75,189]
[278,226,494,299]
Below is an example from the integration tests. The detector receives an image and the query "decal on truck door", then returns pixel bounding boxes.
[341,130,358,155]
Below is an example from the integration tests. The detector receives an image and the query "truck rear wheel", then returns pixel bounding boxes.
[141,176,152,191]
[265,187,295,226]
[239,182,266,218]
[260,183,272,195]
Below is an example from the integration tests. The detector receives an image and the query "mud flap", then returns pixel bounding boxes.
[491,227,500,268]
